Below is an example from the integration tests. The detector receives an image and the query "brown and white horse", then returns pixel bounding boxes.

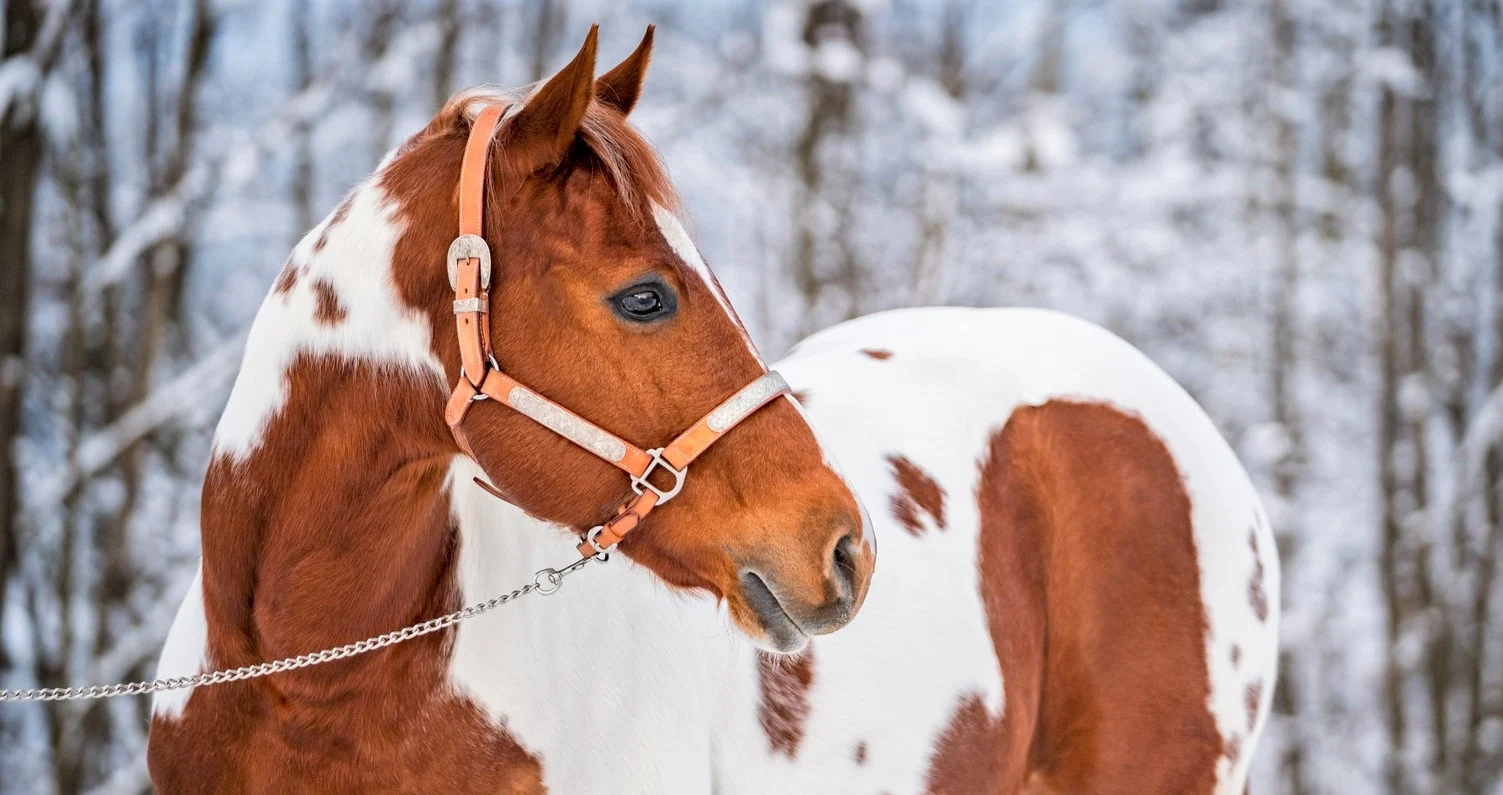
[148,27,1278,794]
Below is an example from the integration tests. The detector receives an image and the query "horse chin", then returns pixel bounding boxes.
[741,615,810,654]
[733,571,812,654]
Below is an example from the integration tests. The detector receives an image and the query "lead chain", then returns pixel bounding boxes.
[0,557,596,703]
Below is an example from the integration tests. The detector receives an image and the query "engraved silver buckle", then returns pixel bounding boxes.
[631,448,687,504]
[447,234,492,291]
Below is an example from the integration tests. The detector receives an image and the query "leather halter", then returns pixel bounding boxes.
[442,104,790,559]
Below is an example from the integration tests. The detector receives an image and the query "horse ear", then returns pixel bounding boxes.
[595,26,654,116]
[502,25,599,174]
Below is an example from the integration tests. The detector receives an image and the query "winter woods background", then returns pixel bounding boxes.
[1,0,1501,792]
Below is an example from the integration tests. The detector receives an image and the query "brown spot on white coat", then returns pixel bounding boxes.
[313,191,357,254]
[888,454,946,536]
[1248,529,1269,622]
[273,258,300,295]
[1245,679,1263,732]
[757,649,816,758]
[311,279,347,325]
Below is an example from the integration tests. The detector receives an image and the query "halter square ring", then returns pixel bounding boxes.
[632,448,686,503]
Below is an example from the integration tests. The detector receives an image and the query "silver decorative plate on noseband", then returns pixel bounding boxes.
[708,372,790,432]
[508,386,629,463]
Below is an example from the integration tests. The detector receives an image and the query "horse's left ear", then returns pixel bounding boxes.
[501,25,599,175]
[595,26,654,116]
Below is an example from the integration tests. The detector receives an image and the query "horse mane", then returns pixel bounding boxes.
[427,85,680,222]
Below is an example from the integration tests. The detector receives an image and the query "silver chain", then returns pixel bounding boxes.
[0,556,600,703]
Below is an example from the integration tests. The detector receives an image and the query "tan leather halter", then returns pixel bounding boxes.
[442,104,790,559]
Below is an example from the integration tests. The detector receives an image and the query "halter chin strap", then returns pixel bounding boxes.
[443,104,790,559]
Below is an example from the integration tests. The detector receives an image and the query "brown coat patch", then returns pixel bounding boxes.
[1247,529,1269,622]
[147,358,543,793]
[927,694,1005,795]
[861,348,893,360]
[888,455,946,536]
[273,258,301,295]
[313,192,356,254]
[1245,679,1263,731]
[924,400,1221,794]
[311,279,348,324]
[757,649,815,758]
[854,741,868,765]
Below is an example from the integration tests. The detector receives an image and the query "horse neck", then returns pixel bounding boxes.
[444,453,757,761]
[199,177,457,673]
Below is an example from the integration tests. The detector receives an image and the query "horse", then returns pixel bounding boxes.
[147,26,1278,795]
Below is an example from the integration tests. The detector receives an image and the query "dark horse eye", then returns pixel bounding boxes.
[610,280,676,323]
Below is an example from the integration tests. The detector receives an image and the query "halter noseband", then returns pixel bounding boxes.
[442,104,790,560]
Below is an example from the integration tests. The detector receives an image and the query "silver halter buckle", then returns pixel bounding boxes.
[447,234,492,291]
[631,448,687,504]
[583,525,616,560]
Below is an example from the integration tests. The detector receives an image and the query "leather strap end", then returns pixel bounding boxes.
[575,492,659,557]
[446,381,480,427]
[450,423,479,460]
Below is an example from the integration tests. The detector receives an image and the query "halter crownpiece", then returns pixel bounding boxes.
[443,103,790,559]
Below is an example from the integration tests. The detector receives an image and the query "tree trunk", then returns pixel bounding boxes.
[0,0,45,677]
[1459,3,1503,788]
[792,0,865,332]
[1402,6,1448,789]
[434,0,463,110]
[364,2,400,165]
[528,0,563,83]
[1376,1,1412,791]
[291,0,315,237]
[1267,1,1308,792]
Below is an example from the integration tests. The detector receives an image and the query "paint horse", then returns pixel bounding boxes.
[148,27,1278,795]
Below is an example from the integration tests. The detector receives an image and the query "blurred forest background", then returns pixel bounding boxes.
[2,0,1502,792]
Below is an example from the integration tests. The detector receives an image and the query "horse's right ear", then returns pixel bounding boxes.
[501,25,599,176]
[595,26,654,116]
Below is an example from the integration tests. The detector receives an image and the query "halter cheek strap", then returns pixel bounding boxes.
[443,104,790,559]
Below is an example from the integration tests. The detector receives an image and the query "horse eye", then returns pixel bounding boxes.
[611,282,675,323]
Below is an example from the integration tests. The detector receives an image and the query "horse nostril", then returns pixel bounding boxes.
[830,533,858,598]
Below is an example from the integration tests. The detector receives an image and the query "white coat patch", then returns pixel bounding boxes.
[151,566,208,719]
[212,182,443,460]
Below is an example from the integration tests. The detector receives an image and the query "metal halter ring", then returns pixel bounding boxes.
[463,355,503,395]
[631,448,687,503]
[532,568,564,595]
[584,526,617,560]
[447,234,492,291]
